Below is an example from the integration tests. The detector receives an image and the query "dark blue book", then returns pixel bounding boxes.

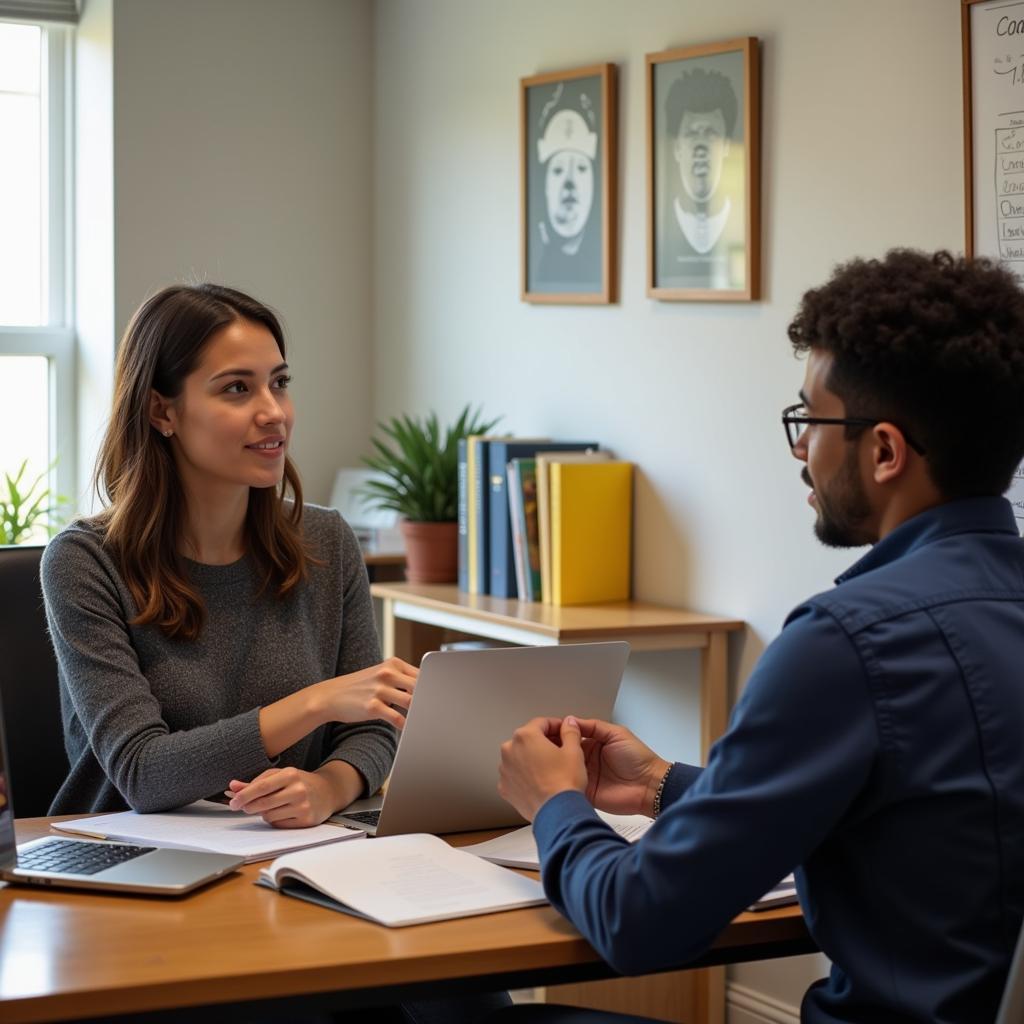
[488,441,598,599]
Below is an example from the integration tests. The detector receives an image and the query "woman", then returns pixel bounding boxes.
[42,283,416,826]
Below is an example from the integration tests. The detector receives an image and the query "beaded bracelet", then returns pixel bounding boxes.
[652,764,673,818]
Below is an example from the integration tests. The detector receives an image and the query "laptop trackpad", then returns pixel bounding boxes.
[100,848,240,889]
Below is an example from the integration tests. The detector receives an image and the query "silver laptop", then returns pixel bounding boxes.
[0,709,242,896]
[332,641,629,836]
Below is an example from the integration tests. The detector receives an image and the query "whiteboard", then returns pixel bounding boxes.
[966,0,1024,532]
[1009,464,1024,531]
[968,0,1024,280]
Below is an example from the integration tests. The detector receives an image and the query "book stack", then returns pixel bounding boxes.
[458,437,633,606]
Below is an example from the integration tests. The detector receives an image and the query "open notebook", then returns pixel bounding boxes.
[258,833,546,926]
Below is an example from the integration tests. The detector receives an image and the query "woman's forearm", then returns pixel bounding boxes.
[258,682,328,758]
[314,759,366,811]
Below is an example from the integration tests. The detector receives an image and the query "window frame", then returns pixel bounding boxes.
[0,21,76,509]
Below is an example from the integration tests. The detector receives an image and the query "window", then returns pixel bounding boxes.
[0,19,74,541]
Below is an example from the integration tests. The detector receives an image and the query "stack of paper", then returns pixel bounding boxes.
[53,800,363,864]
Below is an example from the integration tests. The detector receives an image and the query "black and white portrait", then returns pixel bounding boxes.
[522,65,615,302]
[649,40,759,300]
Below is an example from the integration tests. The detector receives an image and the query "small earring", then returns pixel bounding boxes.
[163,430,172,438]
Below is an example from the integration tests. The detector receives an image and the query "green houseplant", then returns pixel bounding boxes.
[361,405,500,583]
[1,460,66,546]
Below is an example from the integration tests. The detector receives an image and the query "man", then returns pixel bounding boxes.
[496,250,1024,1023]
[659,67,741,289]
[532,92,600,289]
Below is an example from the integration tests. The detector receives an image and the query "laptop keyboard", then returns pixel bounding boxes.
[18,838,155,875]
[342,810,381,826]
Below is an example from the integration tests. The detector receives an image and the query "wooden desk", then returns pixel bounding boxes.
[0,817,813,1024]
[370,582,744,763]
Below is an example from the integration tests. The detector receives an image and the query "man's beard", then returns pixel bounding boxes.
[802,448,873,549]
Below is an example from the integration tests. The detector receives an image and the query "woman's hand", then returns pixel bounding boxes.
[226,760,364,828]
[315,657,419,730]
[258,657,419,760]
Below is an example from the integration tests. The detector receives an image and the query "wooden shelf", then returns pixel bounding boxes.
[370,582,742,649]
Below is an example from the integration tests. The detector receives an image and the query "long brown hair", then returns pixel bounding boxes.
[93,283,311,640]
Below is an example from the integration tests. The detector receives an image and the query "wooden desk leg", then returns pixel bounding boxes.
[696,965,725,1023]
[700,632,729,762]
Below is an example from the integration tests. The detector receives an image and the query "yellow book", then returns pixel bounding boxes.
[550,461,633,606]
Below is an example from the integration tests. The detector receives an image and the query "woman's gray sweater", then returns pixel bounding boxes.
[41,504,396,814]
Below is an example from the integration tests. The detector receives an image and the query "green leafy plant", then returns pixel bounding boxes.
[360,405,501,522]
[1,460,67,545]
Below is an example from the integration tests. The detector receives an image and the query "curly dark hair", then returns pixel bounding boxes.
[788,249,1024,499]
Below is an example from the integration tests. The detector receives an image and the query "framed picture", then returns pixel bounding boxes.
[646,37,760,301]
[521,63,617,304]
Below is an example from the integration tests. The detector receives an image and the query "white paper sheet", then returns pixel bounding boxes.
[53,800,363,863]
[464,810,654,869]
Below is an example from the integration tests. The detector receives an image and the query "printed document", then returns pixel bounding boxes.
[53,800,363,863]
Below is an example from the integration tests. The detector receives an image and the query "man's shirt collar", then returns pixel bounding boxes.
[835,496,1019,586]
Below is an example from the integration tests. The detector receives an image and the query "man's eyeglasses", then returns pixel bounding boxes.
[781,403,927,455]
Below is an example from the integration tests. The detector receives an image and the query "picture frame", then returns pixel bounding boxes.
[646,37,760,301]
[520,63,617,304]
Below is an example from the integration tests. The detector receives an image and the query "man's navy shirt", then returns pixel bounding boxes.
[534,497,1024,1023]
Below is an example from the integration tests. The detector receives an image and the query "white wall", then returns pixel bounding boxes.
[109,0,375,504]
[373,0,963,1016]
[92,0,966,1014]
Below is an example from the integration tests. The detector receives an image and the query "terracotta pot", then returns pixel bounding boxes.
[399,520,459,584]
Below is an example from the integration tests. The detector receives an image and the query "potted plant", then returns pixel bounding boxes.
[1,460,66,545]
[360,405,500,583]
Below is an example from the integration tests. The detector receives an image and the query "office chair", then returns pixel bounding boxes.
[997,916,1024,1024]
[0,545,68,816]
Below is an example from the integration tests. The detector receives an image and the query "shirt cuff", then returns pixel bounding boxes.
[533,789,599,852]
[661,762,701,810]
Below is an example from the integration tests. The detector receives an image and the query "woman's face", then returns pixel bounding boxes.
[159,317,295,497]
